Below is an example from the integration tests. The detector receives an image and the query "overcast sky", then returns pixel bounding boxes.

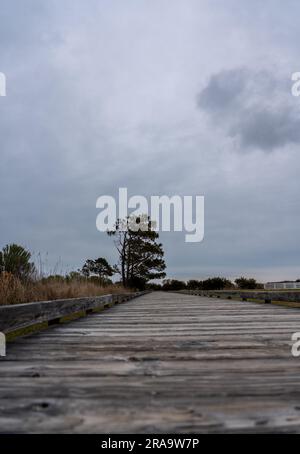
[1,0,300,282]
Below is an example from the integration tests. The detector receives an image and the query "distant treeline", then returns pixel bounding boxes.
[148,277,264,291]
[1,241,264,305]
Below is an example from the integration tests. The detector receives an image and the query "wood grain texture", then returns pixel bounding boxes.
[1,291,300,433]
[0,292,143,334]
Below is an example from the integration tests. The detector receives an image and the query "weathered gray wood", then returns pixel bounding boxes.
[0,292,145,334]
[1,292,300,433]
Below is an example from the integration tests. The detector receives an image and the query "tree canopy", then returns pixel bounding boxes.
[108,215,166,289]
[82,257,115,282]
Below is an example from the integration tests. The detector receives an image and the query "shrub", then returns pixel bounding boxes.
[235,277,258,289]
[187,280,202,290]
[202,277,233,290]
[0,244,35,281]
[162,279,187,291]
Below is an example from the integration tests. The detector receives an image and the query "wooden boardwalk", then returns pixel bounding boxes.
[1,291,300,433]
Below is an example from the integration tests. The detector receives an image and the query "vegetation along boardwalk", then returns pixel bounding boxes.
[1,291,300,433]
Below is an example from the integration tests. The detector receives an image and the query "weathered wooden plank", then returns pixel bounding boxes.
[1,292,300,433]
[0,292,145,334]
[1,396,300,434]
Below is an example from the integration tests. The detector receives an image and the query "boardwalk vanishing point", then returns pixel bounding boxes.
[1,291,300,433]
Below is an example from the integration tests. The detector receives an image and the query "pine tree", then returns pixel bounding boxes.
[82,257,115,282]
[108,215,166,289]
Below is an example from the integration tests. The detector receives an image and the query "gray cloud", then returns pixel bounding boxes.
[197,68,248,114]
[197,68,300,151]
[1,0,300,281]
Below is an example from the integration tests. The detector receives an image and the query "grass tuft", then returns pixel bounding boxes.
[0,272,128,306]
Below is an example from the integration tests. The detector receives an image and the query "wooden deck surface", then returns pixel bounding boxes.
[1,291,300,433]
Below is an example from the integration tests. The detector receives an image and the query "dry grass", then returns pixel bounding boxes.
[0,272,129,306]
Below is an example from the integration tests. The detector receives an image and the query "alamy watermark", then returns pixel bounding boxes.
[291,332,300,357]
[0,72,6,97]
[291,72,300,97]
[96,188,204,243]
[0,332,6,357]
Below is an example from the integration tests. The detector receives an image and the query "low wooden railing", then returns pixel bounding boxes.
[0,291,148,335]
[177,290,300,304]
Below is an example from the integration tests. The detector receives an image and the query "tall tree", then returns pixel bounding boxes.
[82,257,115,281]
[81,259,95,277]
[0,244,35,280]
[108,215,166,289]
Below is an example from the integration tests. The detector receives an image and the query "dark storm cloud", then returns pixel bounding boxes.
[197,68,300,151]
[197,68,248,113]
[231,107,300,150]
